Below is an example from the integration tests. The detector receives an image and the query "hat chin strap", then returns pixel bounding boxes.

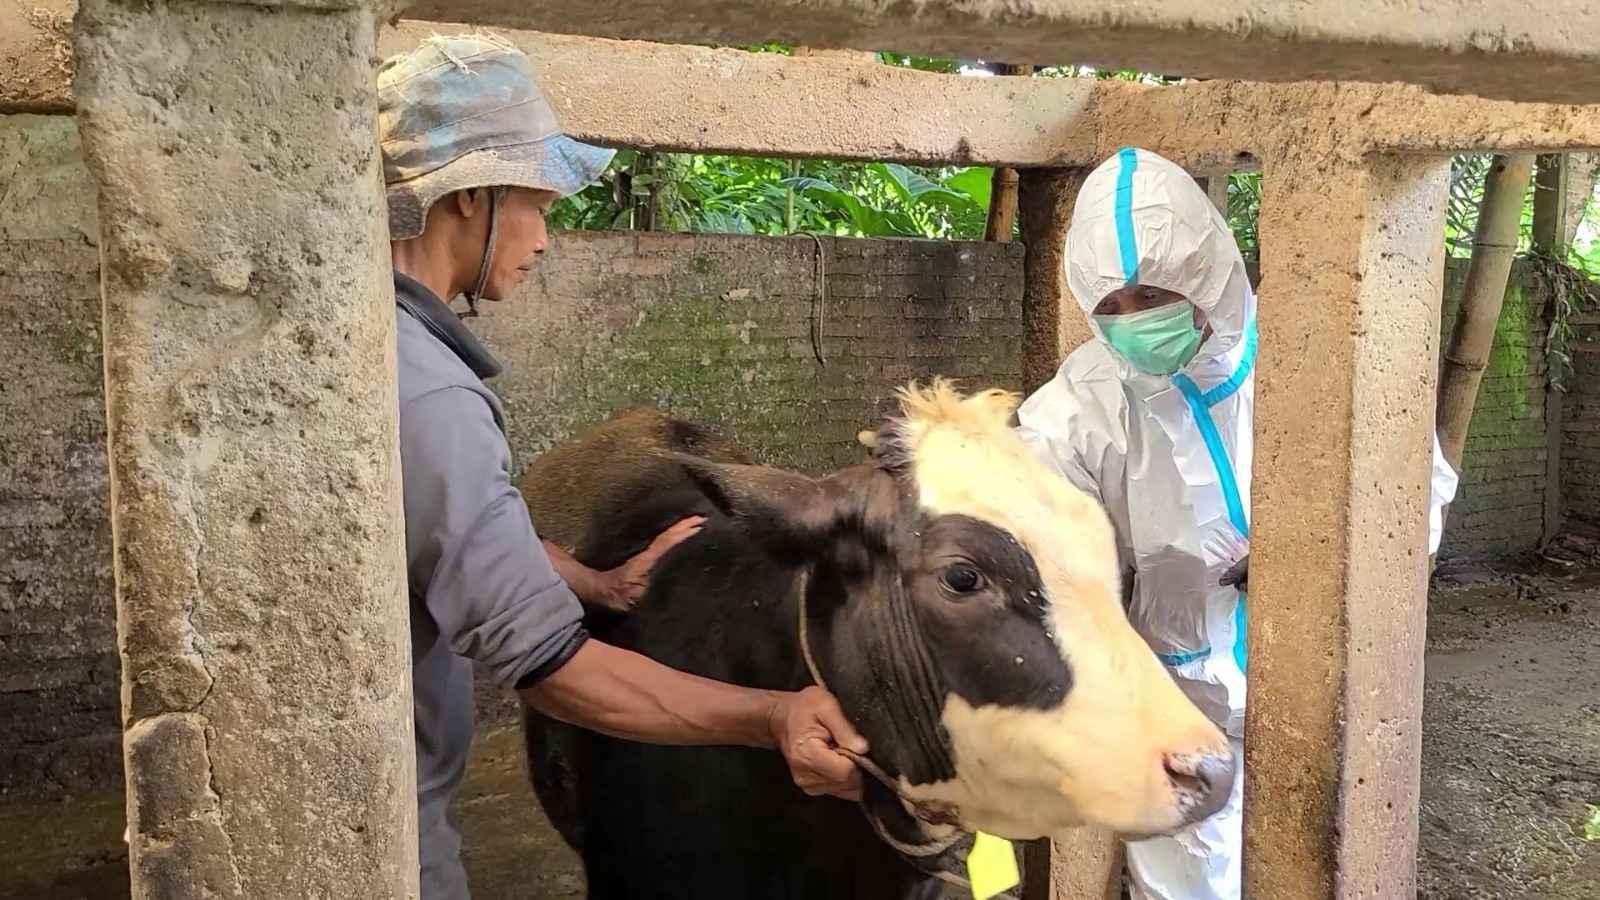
[461,186,506,318]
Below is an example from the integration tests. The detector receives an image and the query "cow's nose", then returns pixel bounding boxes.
[1162,748,1236,823]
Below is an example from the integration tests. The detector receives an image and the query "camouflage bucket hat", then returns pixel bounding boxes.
[378,32,616,240]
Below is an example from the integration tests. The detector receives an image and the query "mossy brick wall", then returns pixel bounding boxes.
[0,116,120,797]
[472,230,1026,477]
[1437,259,1553,559]
[1563,307,1600,529]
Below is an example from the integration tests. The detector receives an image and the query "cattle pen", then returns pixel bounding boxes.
[3,1,1600,898]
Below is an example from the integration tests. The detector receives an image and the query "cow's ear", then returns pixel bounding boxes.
[670,455,840,554]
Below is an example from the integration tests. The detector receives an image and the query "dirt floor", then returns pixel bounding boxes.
[1417,542,1600,900]
[3,556,1596,900]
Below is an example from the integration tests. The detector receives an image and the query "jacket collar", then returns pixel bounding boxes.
[393,270,503,380]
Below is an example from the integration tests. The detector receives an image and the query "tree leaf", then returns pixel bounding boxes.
[943,167,995,210]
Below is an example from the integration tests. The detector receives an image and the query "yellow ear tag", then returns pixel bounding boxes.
[967,831,1020,899]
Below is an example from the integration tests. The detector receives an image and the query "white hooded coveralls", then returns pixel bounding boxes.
[1015,148,1459,900]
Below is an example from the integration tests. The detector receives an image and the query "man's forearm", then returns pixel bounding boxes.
[521,639,779,749]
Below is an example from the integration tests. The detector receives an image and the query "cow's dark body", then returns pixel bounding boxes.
[520,411,943,899]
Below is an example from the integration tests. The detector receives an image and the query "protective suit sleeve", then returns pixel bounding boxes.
[1428,431,1459,556]
[1015,384,1104,503]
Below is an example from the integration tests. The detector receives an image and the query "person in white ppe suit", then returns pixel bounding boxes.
[1015,147,1460,900]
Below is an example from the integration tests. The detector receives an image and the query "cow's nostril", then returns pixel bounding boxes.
[1163,749,1236,821]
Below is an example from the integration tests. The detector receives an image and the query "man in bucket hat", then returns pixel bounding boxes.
[380,34,866,898]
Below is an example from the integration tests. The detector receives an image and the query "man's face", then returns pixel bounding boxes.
[449,185,558,303]
[481,187,557,301]
[1094,284,1208,334]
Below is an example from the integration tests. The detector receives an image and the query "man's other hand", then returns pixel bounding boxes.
[595,516,706,612]
[767,686,868,802]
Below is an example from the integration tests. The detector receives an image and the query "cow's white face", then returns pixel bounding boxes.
[877,380,1232,839]
[680,379,1233,843]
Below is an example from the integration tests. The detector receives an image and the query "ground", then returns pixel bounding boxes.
[2,557,1595,899]
[1417,542,1600,900]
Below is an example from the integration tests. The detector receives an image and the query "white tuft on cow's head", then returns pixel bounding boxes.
[872,378,1234,840]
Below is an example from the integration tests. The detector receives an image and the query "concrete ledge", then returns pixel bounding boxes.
[379,22,1098,166]
[1099,81,1600,174]
[398,0,1600,106]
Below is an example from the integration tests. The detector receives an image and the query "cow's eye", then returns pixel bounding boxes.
[941,564,985,594]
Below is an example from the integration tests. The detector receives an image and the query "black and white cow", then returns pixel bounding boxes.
[518,380,1234,899]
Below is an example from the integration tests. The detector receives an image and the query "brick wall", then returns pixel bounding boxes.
[1437,259,1555,559]
[0,115,1026,794]
[0,116,120,796]
[1563,307,1600,529]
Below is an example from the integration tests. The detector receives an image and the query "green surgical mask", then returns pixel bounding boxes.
[1094,301,1204,375]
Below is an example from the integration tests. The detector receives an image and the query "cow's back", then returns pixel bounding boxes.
[516,409,939,899]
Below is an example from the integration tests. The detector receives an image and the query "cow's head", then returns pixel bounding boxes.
[678,379,1233,842]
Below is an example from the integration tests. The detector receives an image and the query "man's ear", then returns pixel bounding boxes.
[454,187,485,219]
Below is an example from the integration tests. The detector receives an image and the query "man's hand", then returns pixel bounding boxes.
[589,516,706,613]
[1220,553,1249,592]
[767,686,868,802]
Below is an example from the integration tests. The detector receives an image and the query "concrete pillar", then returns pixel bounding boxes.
[1048,830,1122,900]
[1246,153,1449,898]
[1019,167,1093,394]
[73,0,417,896]
[1205,174,1231,215]
[1017,165,1121,900]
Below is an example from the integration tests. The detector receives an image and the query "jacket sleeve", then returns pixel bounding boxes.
[400,386,587,688]
[1428,431,1460,556]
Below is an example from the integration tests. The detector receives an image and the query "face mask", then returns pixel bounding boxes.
[1094,301,1204,376]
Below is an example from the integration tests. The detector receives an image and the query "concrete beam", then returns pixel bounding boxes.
[1245,153,1450,897]
[398,0,1600,106]
[12,3,1600,166]
[73,0,417,894]
[1099,81,1600,175]
[378,22,1098,166]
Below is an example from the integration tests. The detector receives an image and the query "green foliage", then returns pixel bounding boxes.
[551,152,995,240]
[1586,805,1600,842]
[1226,173,1262,261]
[875,52,969,74]
[1527,244,1600,393]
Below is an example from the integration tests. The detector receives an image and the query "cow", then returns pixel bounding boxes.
[518,380,1234,899]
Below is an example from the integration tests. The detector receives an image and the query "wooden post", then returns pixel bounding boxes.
[1534,153,1571,545]
[1018,167,1094,394]
[984,63,1033,242]
[1437,154,1536,471]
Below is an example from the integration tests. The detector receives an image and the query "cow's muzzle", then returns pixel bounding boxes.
[1163,747,1237,825]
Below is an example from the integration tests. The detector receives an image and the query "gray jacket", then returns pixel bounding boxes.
[394,270,587,899]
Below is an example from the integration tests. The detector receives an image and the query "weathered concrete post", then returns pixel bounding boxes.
[1246,152,1450,898]
[73,0,418,896]
[1019,167,1093,395]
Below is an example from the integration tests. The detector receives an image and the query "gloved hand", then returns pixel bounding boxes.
[1219,554,1248,592]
